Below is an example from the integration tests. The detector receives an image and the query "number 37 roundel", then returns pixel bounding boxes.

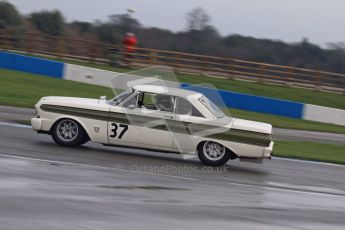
[110,123,128,139]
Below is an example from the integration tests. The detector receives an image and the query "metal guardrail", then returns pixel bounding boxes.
[1,29,345,93]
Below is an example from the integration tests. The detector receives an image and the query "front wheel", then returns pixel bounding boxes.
[51,119,87,147]
[198,141,230,166]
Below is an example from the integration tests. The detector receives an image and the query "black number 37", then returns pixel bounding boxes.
[110,123,128,139]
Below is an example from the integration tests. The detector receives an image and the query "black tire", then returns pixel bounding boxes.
[197,141,230,166]
[79,135,90,145]
[51,119,87,147]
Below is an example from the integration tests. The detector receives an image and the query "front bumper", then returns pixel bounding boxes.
[264,141,274,158]
[31,117,42,130]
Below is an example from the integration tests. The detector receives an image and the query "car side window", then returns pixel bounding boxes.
[141,93,157,110]
[155,94,174,112]
[137,92,174,113]
[175,97,204,117]
[122,93,138,108]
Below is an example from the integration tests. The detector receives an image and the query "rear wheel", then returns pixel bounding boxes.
[51,119,87,147]
[198,141,230,166]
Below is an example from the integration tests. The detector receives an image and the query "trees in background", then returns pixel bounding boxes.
[93,13,141,43]
[109,14,140,35]
[186,7,210,31]
[70,21,92,34]
[29,10,65,36]
[0,1,21,28]
[1,2,345,74]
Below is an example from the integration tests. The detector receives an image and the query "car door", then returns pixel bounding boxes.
[172,97,207,152]
[108,91,175,150]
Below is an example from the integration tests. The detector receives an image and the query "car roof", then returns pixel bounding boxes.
[132,85,203,98]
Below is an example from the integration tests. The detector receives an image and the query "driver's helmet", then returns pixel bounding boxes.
[156,95,174,112]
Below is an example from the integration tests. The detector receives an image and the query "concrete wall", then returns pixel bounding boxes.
[63,64,181,90]
[63,64,115,87]
[1,51,345,126]
[304,104,345,126]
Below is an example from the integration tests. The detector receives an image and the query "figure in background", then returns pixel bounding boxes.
[122,32,138,67]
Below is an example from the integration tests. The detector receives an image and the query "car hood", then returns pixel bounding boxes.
[231,118,272,134]
[40,96,106,106]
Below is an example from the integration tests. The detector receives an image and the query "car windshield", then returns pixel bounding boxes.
[109,88,134,106]
[198,96,225,118]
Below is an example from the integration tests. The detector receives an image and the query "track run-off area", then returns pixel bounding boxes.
[0,121,345,229]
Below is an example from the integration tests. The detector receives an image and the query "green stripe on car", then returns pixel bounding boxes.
[40,104,271,147]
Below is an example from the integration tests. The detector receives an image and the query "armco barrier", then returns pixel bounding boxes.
[0,52,64,78]
[1,51,344,126]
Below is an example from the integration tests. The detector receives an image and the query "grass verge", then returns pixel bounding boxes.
[0,69,113,108]
[17,52,345,110]
[1,69,345,134]
[230,109,345,134]
[275,141,345,165]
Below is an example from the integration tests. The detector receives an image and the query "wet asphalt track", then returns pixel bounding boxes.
[0,122,345,230]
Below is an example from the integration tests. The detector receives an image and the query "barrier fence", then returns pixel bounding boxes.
[2,51,345,126]
[1,29,345,93]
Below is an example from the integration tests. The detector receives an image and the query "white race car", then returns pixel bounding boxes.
[31,85,273,166]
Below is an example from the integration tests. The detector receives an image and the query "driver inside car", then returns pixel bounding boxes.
[155,95,174,112]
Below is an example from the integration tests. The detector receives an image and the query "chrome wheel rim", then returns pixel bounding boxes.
[56,120,78,142]
[203,141,226,161]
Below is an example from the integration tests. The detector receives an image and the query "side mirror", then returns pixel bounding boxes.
[99,96,107,100]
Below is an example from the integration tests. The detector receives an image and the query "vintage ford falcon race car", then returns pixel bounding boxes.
[31,85,273,166]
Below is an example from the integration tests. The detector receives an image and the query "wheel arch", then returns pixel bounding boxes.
[196,140,238,160]
[50,116,91,141]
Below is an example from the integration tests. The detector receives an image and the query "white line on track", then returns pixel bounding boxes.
[0,153,344,198]
[275,157,345,168]
[0,121,31,129]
